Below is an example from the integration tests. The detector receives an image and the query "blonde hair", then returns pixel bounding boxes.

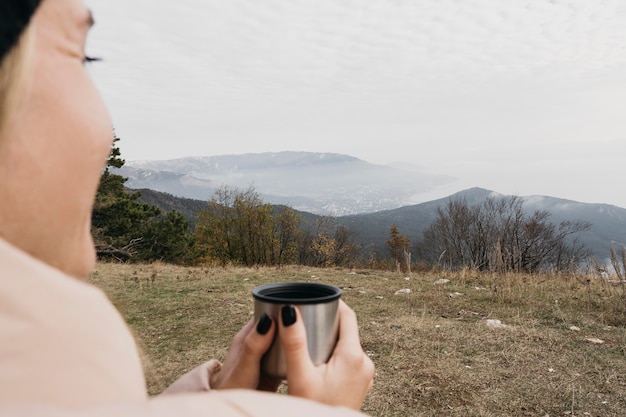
[0,24,34,135]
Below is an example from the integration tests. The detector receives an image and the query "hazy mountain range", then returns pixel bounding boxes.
[122,152,626,262]
[117,152,453,215]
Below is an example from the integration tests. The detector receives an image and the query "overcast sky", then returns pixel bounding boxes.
[84,0,626,208]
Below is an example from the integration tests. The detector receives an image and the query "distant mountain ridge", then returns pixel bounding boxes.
[117,151,453,216]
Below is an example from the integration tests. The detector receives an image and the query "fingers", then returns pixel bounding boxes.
[278,305,315,379]
[280,301,375,410]
[240,314,276,364]
[214,315,276,390]
[228,318,255,356]
[332,301,376,399]
[333,300,362,355]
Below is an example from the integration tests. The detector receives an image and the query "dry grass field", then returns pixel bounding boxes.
[90,263,626,416]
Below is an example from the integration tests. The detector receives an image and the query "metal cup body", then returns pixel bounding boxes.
[252,282,342,379]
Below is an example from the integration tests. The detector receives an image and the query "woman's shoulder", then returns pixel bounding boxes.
[0,237,147,408]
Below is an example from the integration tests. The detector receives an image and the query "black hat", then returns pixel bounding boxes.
[0,0,42,63]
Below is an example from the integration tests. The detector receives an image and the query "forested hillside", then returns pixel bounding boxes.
[138,186,626,263]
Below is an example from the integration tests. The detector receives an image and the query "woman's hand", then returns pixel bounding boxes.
[210,314,282,391]
[279,300,375,410]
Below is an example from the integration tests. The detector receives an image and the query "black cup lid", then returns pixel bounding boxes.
[252,282,342,304]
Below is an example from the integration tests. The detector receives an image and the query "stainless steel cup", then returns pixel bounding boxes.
[252,282,342,378]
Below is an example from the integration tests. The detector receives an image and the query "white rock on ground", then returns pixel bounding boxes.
[433,278,450,285]
[394,288,411,295]
[486,319,509,329]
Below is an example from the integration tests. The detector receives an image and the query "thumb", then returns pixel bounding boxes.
[278,305,314,378]
[239,314,276,365]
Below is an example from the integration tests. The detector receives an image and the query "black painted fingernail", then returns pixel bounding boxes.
[281,305,297,327]
[256,313,272,335]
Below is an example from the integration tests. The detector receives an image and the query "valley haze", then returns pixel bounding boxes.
[120,151,625,215]
[120,151,454,216]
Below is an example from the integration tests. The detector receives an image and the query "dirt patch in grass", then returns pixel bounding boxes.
[91,263,626,416]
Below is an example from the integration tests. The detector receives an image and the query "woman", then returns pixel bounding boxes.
[0,0,375,415]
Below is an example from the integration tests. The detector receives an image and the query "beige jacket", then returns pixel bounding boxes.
[0,238,367,416]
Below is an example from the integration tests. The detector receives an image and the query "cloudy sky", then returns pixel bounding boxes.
[85,0,626,208]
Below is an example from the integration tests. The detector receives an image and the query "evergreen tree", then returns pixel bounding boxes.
[92,134,194,263]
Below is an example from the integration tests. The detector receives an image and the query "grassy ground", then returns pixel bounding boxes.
[90,263,626,416]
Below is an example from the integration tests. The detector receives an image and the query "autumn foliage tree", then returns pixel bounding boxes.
[296,216,361,268]
[386,224,410,272]
[195,186,301,266]
[195,186,362,267]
